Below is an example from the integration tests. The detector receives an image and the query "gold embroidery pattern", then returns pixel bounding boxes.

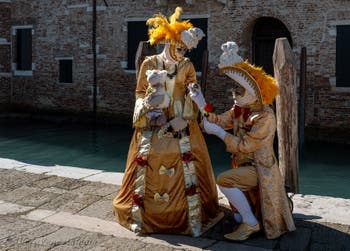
[130,130,152,233]
[179,135,202,237]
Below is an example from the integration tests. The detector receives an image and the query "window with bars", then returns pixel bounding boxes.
[336,25,350,87]
[16,28,32,71]
[59,59,73,83]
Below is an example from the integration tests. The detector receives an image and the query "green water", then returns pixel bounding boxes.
[0,119,349,198]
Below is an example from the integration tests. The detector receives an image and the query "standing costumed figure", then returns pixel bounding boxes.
[190,41,295,240]
[113,7,223,236]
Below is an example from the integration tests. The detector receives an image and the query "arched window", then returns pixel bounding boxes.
[252,17,292,76]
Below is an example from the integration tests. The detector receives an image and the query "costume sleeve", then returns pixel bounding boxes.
[223,110,275,153]
[183,60,199,119]
[135,57,153,99]
[208,108,234,130]
[184,60,197,85]
[133,57,155,127]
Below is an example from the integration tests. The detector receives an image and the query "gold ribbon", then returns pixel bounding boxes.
[159,165,175,177]
[154,193,170,202]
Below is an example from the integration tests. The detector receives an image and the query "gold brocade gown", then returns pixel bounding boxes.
[113,55,223,236]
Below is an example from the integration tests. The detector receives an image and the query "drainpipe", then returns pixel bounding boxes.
[92,0,108,121]
[92,0,97,119]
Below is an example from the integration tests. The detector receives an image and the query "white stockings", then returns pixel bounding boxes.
[219,186,258,227]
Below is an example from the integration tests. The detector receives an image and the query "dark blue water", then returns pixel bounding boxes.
[0,119,349,198]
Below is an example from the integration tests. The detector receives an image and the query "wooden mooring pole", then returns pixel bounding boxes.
[299,47,307,153]
[273,38,299,193]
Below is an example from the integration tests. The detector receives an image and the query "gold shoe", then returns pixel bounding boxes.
[224,223,260,241]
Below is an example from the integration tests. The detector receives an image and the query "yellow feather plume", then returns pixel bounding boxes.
[170,7,182,24]
[146,7,193,46]
[235,61,279,105]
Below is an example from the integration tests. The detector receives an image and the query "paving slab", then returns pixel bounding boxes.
[6,222,61,245]
[0,158,28,169]
[46,165,104,179]
[83,171,124,185]
[30,175,67,189]
[33,227,86,247]
[0,218,42,241]
[0,242,52,251]
[279,227,311,251]
[0,169,46,192]
[292,194,350,225]
[78,199,114,221]
[0,201,34,215]
[53,178,90,190]
[16,164,55,174]
[71,182,119,197]
[0,186,42,202]
[207,241,272,251]
[142,234,217,250]
[22,209,58,221]
[84,236,146,251]
[39,192,78,212]
[16,189,59,207]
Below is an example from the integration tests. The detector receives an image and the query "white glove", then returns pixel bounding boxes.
[188,83,206,110]
[203,119,227,141]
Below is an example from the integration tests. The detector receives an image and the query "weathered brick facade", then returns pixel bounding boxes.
[0,1,11,105]
[1,0,350,134]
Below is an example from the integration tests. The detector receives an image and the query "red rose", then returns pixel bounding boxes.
[204,103,214,113]
[135,156,148,167]
[203,103,214,117]
[185,184,197,196]
[182,151,195,163]
[133,193,144,207]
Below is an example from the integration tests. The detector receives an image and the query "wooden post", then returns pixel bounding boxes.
[135,41,157,78]
[299,47,307,153]
[273,38,299,193]
[201,49,208,97]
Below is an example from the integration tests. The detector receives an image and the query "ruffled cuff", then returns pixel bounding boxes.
[133,98,148,128]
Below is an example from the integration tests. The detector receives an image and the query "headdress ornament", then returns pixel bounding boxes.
[146,7,205,49]
[219,41,279,105]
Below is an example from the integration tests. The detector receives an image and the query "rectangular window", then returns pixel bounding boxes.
[185,18,208,72]
[336,25,350,87]
[126,18,208,72]
[59,59,73,83]
[127,21,149,70]
[16,28,32,71]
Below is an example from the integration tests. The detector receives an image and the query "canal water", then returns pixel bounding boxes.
[0,119,349,198]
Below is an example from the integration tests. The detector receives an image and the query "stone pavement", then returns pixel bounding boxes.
[0,158,349,251]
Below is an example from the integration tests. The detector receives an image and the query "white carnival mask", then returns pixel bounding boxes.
[219,41,258,106]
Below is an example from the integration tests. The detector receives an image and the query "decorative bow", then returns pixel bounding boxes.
[233,105,251,122]
[159,165,175,177]
[154,193,170,202]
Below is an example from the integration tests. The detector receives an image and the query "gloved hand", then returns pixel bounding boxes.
[188,83,206,110]
[203,119,227,141]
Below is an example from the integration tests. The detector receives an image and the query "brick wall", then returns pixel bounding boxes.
[3,0,350,131]
[0,1,11,104]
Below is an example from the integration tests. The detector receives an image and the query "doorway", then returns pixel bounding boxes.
[252,17,292,76]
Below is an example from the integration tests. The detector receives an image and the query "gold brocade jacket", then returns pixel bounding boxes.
[113,55,222,236]
[210,105,296,239]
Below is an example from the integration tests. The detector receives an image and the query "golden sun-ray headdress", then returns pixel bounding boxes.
[146,7,205,49]
[219,41,279,105]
